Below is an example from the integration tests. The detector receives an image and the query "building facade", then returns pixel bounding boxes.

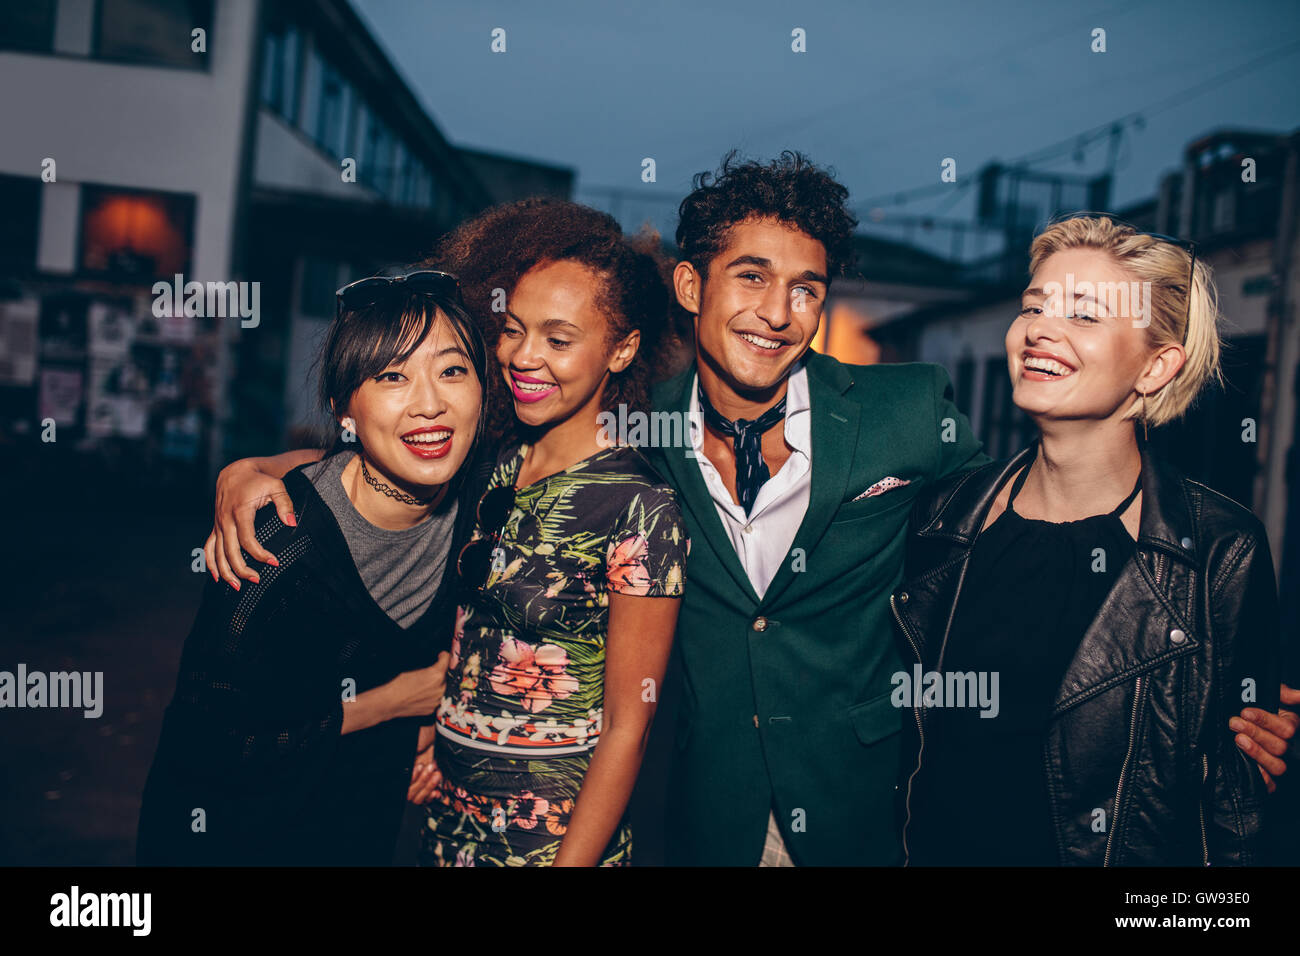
[0,0,571,495]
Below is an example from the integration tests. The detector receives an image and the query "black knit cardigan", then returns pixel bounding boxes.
[137,448,490,865]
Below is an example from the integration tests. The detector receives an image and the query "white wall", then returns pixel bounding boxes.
[252,109,384,201]
[0,0,261,283]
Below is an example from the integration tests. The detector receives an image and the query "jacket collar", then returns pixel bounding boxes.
[918,438,1199,567]
[650,349,859,610]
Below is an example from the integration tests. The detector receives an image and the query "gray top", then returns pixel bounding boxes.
[303,450,458,630]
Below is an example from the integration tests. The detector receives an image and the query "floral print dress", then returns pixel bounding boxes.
[422,443,688,866]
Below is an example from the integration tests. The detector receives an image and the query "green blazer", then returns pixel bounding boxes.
[647,350,988,865]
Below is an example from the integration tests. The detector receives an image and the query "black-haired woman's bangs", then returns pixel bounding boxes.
[354,296,439,379]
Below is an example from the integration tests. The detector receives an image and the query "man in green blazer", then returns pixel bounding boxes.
[650,153,988,865]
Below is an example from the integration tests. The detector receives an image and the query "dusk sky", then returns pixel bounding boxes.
[353,0,1300,241]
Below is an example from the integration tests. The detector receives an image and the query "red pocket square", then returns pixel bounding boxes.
[852,476,911,501]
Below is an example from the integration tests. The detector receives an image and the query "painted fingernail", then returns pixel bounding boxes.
[267,556,280,567]
[232,580,240,591]
[286,513,298,527]
[249,574,260,584]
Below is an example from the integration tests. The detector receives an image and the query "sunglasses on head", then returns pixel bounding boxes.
[1050,213,1196,343]
[335,270,464,315]
[456,484,517,598]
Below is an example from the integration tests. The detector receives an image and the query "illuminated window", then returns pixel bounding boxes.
[79,185,195,281]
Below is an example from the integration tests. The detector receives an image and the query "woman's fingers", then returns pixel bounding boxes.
[271,489,297,530]
[1234,707,1297,757]
[1280,683,1300,708]
[1232,721,1288,777]
[203,528,220,584]
[212,527,240,591]
[1258,766,1277,795]
[233,492,294,567]
[407,761,439,804]
[218,512,256,587]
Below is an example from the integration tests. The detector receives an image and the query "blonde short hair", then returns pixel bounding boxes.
[1028,215,1222,428]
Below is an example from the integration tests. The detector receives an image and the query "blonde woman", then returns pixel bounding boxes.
[892,215,1294,865]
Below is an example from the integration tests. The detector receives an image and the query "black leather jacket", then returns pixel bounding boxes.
[891,444,1284,865]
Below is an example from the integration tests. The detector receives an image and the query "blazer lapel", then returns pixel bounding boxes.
[651,365,761,607]
[760,353,860,610]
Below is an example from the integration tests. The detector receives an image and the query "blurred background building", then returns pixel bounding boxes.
[0,0,573,503]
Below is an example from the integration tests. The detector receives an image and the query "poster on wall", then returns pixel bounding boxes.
[0,298,39,387]
[39,295,88,362]
[37,367,84,426]
[87,356,152,439]
[88,301,135,360]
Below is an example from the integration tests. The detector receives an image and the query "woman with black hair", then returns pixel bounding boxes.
[201,201,689,867]
[137,272,491,865]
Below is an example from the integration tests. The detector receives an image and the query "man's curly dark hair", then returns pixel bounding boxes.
[419,198,684,442]
[675,150,857,279]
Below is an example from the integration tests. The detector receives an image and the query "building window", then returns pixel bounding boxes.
[390,141,409,203]
[363,115,393,195]
[0,1,57,53]
[0,175,41,277]
[309,54,347,157]
[79,185,195,282]
[343,94,363,160]
[1212,188,1237,234]
[261,18,301,123]
[95,0,213,69]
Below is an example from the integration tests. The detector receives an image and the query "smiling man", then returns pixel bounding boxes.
[645,152,988,865]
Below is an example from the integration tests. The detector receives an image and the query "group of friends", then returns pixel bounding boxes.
[135,152,1298,867]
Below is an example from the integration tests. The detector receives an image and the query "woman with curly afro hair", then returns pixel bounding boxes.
[426,197,694,442]
[392,198,692,866]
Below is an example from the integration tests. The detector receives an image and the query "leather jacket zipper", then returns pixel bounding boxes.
[1104,676,1144,866]
[1199,752,1210,866]
[891,592,925,867]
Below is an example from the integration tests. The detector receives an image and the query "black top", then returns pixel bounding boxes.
[136,446,491,866]
[907,463,1140,866]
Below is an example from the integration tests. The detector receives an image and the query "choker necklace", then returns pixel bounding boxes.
[359,455,444,507]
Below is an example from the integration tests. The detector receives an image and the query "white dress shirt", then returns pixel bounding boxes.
[688,361,812,599]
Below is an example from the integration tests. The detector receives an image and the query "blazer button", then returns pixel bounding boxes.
[1170,628,1187,645]
[752,616,768,632]
[899,592,909,603]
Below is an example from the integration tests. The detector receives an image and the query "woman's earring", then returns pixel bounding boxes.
[1140,392,1148,442]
